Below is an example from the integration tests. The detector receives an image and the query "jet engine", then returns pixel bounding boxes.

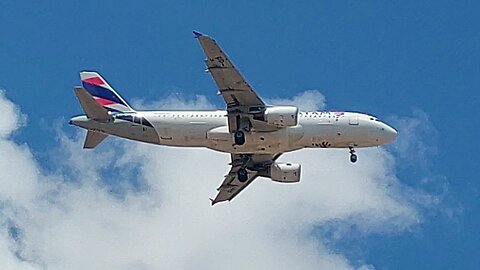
[269,162,301,183]
[257,106,299,128]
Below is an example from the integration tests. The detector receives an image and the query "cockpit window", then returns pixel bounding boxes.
[116,115,133,122]
[141,117,154,128]
[116,114,153,128]
[134,117,141,124]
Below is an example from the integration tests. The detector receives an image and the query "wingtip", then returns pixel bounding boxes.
[192,30,203,38]
[209,198,217,206]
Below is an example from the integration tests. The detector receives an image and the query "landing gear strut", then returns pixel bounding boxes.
[237,168,248,182]
[349,147,357,163]
[234,130,246,145]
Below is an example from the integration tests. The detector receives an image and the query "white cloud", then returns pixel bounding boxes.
[0,90,26,138]
[131,94,216,110]
[0,90,438,270]
[267,90,326,111]
[388,110,438,167]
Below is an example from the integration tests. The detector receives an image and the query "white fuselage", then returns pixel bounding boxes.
[70,110,397,155]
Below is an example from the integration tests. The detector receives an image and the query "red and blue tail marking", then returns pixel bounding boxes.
[80,71,134,113]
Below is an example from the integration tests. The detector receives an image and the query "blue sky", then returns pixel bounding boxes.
[0,1,479,269]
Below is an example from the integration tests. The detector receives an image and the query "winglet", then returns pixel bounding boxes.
[210,198,217,206]
[192,30,203,38]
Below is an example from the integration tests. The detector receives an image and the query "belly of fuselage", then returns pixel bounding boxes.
[155,123,304,154]
[147,112,382,152]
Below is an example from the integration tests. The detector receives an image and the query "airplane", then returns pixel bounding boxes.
[69,31,397,205]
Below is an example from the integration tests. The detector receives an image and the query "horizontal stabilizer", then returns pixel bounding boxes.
[84,130,108,149]
[74,87,111,121]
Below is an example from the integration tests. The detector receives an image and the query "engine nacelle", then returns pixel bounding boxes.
[263,106,299,128]
[270,162,301,183]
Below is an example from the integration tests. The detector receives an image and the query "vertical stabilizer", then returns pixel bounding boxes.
[80,71,135,113]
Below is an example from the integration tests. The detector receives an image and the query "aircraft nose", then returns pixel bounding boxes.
[381,123,397,143]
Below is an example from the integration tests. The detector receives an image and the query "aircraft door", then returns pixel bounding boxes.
[127,115,158,143]
[349,114,359,125]
[117,115,142,138]
[158,113,173,141]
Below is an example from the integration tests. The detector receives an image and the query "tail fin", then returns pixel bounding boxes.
[80,71,135,113]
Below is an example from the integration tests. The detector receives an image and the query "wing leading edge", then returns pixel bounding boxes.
[194,31,265,110]
[211,154,258,205]
[195,31,273,134]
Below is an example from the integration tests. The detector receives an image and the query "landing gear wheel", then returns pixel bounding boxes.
[234,130,245,145]
[238,168,248,182]
[349,146,357,163]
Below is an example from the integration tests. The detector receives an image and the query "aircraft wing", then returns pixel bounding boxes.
[194,31,266,132]
[211,153,280,205]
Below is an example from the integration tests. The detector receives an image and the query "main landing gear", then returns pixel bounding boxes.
[234,130,246,145]
[237,168,248,182]
[233,115,251,146]
[349,147,358,163]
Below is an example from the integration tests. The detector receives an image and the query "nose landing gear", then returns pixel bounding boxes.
[349,147,357,163]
